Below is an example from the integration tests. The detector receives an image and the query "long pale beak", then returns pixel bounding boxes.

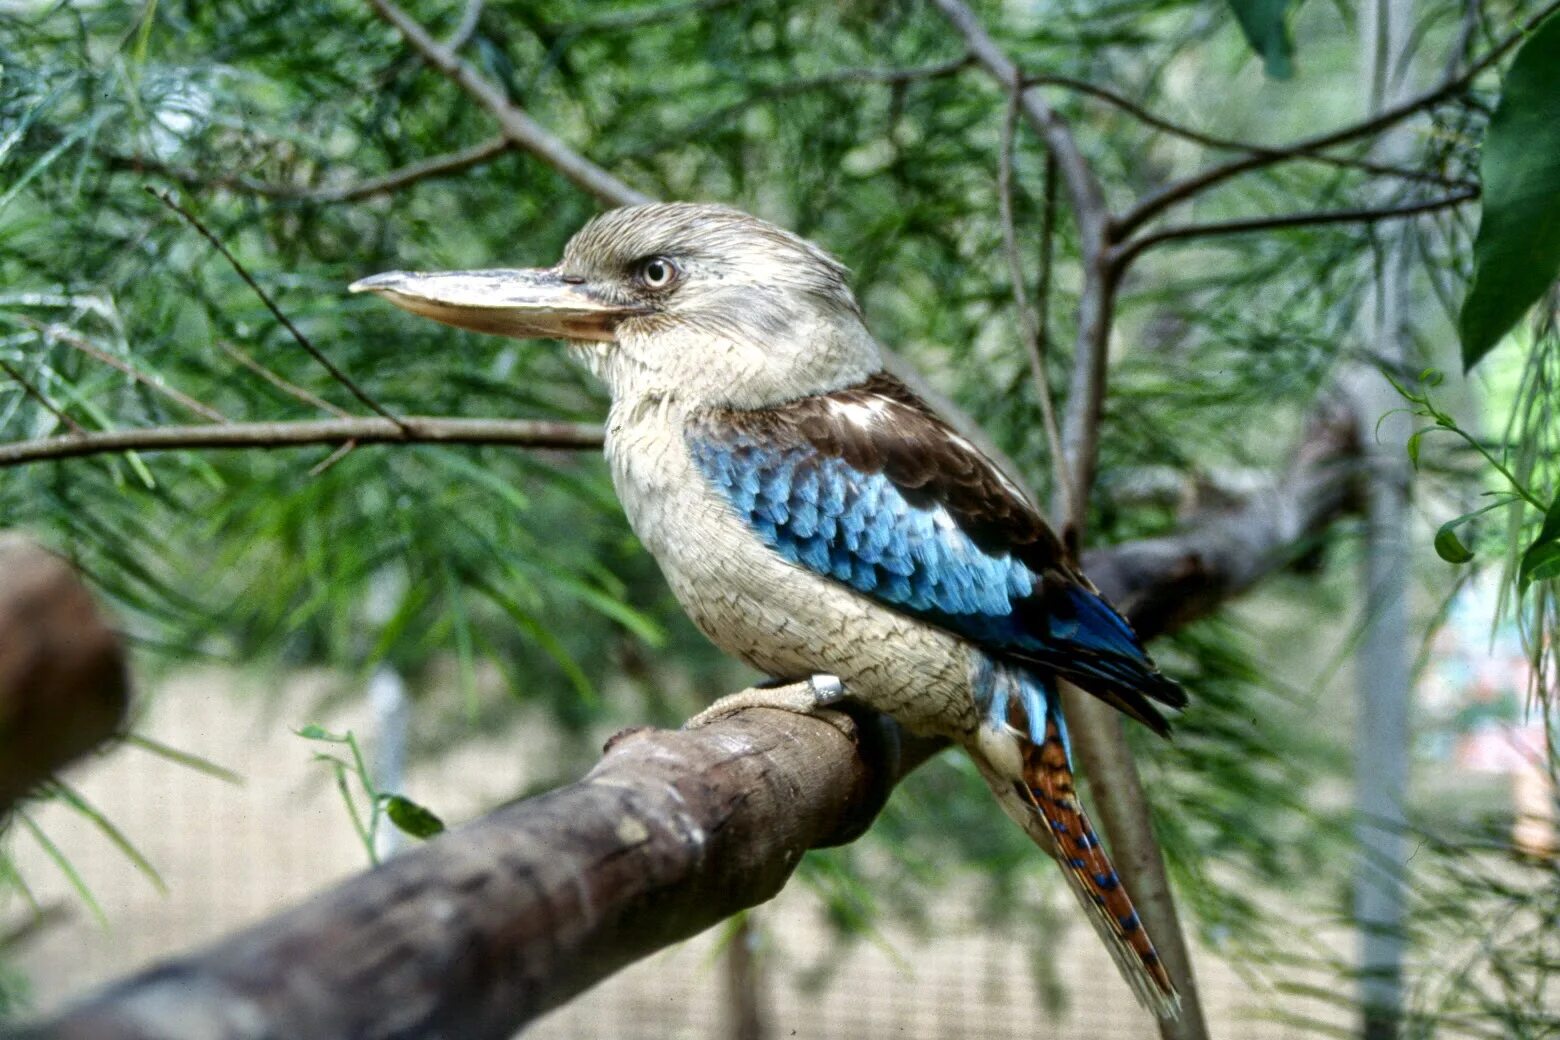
[349,268,643,342]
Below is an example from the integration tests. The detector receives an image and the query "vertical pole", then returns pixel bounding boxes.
[1354,0,1416,1033]
[723,913,768,1040]
[371,664,411,862]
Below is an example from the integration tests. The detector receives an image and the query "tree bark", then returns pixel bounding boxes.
[25,403,1358,1040]
[0,534,131,815]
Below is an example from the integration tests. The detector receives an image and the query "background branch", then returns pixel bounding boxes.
[1115,0,1560,237]
[0,417,603,469]
[148,189,410,432]
[0,535,130,816]
[1112,188,1479,271]
[366,0,651,208]
[105,137,514,204]
[1021,73,1474,190]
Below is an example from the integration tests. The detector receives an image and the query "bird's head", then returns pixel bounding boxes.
[352,202,882,409]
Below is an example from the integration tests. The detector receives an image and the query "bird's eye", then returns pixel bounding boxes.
[635,256,680,291]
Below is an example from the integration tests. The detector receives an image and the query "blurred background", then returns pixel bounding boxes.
[0,0,1556,1036]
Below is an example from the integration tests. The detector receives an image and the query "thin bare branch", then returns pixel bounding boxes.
[147,188,411,433]
[444,0,483,50]
[108,137,513,203]
[1112,188,1479,271]
[307,439,358,477]
[365,0,652,208]
[931,6,1207,1038]
[17,318,228,424]
[614,56,972,162]
[0,359,85,435]
[930,0,1110,260]
[1116,0,1560,237]
[996,82,1070,517]
[1021,72,1476,191]
[547,0,738,34]
[930,0,1118,541]
[218,342,349,418]
[0,417,603,469]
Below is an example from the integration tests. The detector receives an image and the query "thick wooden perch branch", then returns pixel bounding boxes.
[27,403,1359,1040]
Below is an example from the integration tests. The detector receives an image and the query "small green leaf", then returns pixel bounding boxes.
[1419,368,1444,387]
[1407,429,1424,469]
[1434,521,1475,564]
[1460,12,1560,369]
[1518,496,1560,590]
[383,795,445,840]
[1227,0,1295,79]
[296,724,344,743]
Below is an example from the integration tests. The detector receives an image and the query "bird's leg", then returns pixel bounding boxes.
[683,673,848,731]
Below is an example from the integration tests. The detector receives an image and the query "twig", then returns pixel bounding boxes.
[365,0,651,208]
[612,56,972,162]
[308,440,358,477]
[1111,188,1479,271]
[1021,72,1476,191]
[218,342,349,417]
[545,0,738,35]
[996,81,1071,518]
[933,5,1209,1037]
[1115,0,1560,237]
[444,0,483,50]
[147,188,411,433]
[930,0,1116,538]
[0,359,85,435]
[930,0,1109,261]
[0,416,603,469]
[107,137,513,203]
[17,318,228,424]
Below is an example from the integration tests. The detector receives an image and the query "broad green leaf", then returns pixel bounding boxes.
[1227,0,1295,79]
[1459,12,1560,369]
[383,795,446,840]
[1518,496,1560,590]
[1434,521,1475,564]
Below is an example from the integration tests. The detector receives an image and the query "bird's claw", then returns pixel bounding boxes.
[683,673,848,731]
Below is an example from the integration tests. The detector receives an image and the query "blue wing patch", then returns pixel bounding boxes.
[691,434,1036,623]
[684,377,1186,734]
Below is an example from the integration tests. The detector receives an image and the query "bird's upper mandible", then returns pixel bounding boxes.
[355,202,883,410]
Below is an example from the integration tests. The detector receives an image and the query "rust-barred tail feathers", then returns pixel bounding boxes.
[970,661,1180,1019]
[1020,708,1179,1016]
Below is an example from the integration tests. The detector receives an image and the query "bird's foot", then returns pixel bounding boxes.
[683,674,849,732]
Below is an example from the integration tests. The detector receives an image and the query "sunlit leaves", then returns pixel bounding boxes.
[1460,12,1560,370]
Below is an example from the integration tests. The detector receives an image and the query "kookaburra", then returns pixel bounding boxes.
[353,202,1186,1017]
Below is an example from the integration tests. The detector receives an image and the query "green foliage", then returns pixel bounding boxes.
[383,795,446,840]
[1227,0,1296,78]
[1432,520,1476,564]
[297,725,446,863]
[1517,496,1560,591]
[1460,12,1560,370]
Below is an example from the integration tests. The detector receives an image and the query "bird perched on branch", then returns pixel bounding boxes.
[353,202,1186,1017]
